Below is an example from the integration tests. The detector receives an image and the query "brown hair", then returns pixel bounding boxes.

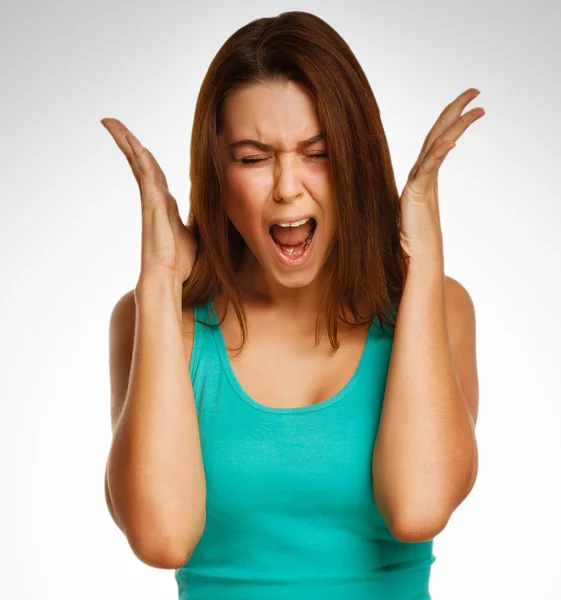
[182,10,407,356]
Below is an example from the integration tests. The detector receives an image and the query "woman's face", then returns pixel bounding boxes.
[218,80,337,294]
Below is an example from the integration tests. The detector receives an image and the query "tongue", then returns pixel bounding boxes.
[270,220,313,246]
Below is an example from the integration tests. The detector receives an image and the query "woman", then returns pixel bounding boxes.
[103,10,481,599]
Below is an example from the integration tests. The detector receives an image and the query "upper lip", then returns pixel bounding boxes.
[268,214,317,228]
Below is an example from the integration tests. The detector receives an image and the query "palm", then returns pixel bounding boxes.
[101,117,198,283]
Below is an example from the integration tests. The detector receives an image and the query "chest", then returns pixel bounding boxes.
[220,317,370,409]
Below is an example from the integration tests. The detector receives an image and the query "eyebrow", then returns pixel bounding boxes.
[228,133,325,152]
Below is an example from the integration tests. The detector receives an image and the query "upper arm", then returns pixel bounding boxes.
[108,289,197,434]
[109,289,137,434]
[444,275,479,427]
[105,289,198,538]
[105,289,136,529]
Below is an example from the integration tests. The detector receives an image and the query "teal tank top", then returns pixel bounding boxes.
[175,298,436,599]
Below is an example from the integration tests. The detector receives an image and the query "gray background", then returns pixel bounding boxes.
[1,0,559,598]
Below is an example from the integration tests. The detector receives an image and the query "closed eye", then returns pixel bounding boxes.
[240,153,328,165]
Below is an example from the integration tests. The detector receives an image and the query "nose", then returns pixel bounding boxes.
[272,153,304,203]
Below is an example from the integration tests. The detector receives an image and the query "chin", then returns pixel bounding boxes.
[272,270,319,288]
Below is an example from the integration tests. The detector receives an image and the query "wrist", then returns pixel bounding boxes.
[135,269,183,320]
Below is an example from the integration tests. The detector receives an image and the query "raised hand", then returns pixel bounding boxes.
[399,88,485,264]
[101,118,198,285]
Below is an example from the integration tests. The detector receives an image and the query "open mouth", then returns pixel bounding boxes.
[269,218,317,264]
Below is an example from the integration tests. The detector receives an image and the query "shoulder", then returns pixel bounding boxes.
[108,290,136,433]
[109,288,196,337]
[110,288,135,324]
[444,275,475,316]
[109,290,136,372]
[443,276,477,353]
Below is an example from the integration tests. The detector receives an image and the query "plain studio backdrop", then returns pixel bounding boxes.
[1,0,559,598]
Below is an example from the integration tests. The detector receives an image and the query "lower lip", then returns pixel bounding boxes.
[269,226,317,267]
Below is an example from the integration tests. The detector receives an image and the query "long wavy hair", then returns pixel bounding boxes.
[182,10,407,356]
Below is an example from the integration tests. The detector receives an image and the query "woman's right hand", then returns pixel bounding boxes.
[101,118,198,286]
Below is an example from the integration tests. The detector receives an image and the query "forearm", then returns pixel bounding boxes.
[106,275,206,563]
[373,259,477,538]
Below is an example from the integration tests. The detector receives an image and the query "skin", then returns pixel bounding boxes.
[101,79,483,544]
[217,80,339,323]
[371,88,484,539]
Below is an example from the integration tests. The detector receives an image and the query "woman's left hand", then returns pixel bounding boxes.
[399,88,485,265]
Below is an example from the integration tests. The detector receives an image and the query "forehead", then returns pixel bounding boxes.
[220,81,321,150]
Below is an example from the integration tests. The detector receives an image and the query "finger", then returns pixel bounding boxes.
[123,131,155,179]
[411,105,484,185]
[101,119,168,193]
[122,133,165,211]
[101,118,142,190]
[123,134,183,240]
[122,131,169,195]
[409,140,456,196]
[144,148,168,189]
[434,106,485,150]
[420,88,482,156]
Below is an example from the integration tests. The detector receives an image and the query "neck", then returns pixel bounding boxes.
[233,244,335,318]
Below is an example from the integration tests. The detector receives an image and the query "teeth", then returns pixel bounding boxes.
[274,217,311,228]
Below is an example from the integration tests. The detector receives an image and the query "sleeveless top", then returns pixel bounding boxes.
[175,298,436,599]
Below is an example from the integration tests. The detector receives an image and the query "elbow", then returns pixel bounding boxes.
[375,487,450,543]
[104,474,206,569]
[127,527,201,570]
[379,493,451,543]
[389,512,450,543]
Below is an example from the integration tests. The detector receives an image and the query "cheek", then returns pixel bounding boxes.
[226,163,270,190]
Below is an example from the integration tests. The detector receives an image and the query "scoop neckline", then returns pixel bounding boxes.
[205,297,373,414]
